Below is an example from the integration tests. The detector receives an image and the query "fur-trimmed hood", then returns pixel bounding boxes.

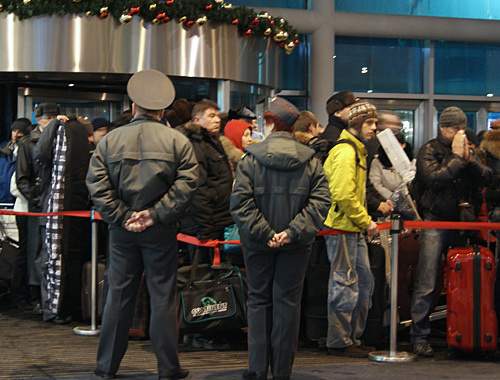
[480,129,500,160]
[293,131,314,145]
[220,135,244,167]
[176,120,202,137]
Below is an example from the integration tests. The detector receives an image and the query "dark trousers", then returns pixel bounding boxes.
[10,215,28,303]
[96,224,181,377]
[244,245,311,378]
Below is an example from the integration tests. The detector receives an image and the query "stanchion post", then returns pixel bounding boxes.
[73,207,101,336]
[369,214,417,362]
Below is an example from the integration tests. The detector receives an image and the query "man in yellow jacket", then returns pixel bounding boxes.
[323,101,378,358]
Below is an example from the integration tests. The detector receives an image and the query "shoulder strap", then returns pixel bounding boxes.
[334,139,366,171]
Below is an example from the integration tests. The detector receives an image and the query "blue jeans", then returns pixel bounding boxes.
[325,233,374,348]
[410,227,465,344]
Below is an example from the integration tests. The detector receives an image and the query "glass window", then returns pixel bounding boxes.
[487,112,500,129]
[335,0,500,20]
[434,41,500,96]
[230,0,306,9]
[281,34,308,92]
[335,37,423,94]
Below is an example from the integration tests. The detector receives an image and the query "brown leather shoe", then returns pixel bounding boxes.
[328,344,369,358]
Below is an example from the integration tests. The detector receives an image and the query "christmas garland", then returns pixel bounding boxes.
[0,0,299,53]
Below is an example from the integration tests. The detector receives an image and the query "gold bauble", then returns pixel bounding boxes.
[196,15,207,27]
[152,18,160,24]
[120,14,133,24]
[73,0,82,2]
[223,3,232,9]
[85,11,92,16]
[100,7,109,14]
[258,11,269,19]
[23,0,31,4]
[273,30,285,42]
[0,4,4,11]
[263,28,272,36]
[279,18,285,27]
[178,16,187,23]
[285,49,293,55]
[282,31,289,39]
[285,41,295,50]
[215,0,223,3]
[149,3,157,11]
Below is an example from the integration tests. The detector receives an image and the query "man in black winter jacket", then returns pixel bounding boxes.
[177,99,233,262]
[410,106,491,358]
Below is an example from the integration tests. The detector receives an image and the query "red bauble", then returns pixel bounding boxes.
[270,20,274,25]
[129,7,140,16]
[249,17,259,28]
[294,39,300,45]
[162,16,171,24]
[231,19,238,25]
[166,0,174,5]
[279,42,285,47]
[99,12,108,19]
[156,12,166,21]
[185,20,195,27]
[205,4,213,10]
[243,29,252,37]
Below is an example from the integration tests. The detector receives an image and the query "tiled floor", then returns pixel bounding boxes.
[2,302,500,380]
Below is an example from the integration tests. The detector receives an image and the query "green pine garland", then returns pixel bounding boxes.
[0,0,299,53]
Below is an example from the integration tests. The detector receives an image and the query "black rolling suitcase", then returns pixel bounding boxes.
[81,260,106,321]
[361,239,389,347]
[301,236,329,345]
[0,220,19,287]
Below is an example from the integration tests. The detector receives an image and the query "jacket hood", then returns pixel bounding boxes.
[220,135,244,166]
[245,132,314,171]
[293,131,314,145]
[177,120,202,136]
[480,129,500,160]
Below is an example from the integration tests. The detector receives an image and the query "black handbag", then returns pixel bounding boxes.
[176,249,247,334]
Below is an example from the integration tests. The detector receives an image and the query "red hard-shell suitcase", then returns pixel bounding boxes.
[446,246,497,354]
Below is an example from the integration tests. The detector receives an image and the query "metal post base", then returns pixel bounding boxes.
[369,350,417,362]
[73,326,101,336]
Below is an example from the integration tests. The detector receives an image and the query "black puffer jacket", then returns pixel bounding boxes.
[16,126,52,212]
[177,121,233,239]
[230,132,331,252]
[412,133,491,221]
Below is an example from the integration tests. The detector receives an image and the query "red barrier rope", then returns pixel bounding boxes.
[2,207,499,257]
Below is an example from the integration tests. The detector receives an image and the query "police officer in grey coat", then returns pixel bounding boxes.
[87,69,199,380]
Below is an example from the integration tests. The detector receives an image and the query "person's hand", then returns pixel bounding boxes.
[377,201,394,217]
[56,115,69,122]
[125,210,154,232]
[365,220,378,236]
[451,130,467,159]
[267,231,291,248]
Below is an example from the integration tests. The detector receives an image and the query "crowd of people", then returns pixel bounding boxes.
[1,69,499,380]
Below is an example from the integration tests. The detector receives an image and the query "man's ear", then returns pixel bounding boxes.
[334,110,343,118]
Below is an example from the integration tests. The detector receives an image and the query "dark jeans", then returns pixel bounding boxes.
[10,215,28,303]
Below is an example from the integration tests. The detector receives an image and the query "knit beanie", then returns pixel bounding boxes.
[268,97,299,127]
[439,106,467,128]
[348,102,378,131]
[11,118,32,135]
[326,91,359,115]
[224,120,251,151]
